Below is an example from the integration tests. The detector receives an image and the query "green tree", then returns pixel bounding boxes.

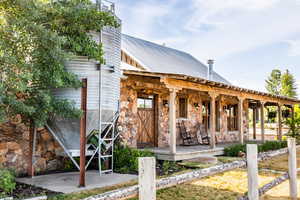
[281,69,298,98]
[265,69,282,95]
[0,0,118,127]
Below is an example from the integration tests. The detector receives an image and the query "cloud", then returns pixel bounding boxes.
[286,40,300,56]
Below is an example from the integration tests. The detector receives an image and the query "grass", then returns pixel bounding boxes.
[47,180,137,200]
[259,149,300,172]
[261,176,300,200]
[127,169,278,200]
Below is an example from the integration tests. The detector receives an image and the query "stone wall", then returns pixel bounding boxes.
[0,118,64,176]
[118,80,138,148]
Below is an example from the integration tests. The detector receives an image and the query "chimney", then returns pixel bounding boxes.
[207,59,214,81]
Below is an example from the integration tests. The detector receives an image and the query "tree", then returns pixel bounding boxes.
[281,70,298,98]
[0,0,118,127]
[265,69,282,96]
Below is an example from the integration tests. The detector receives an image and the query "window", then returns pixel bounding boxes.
[137,98,153,109]
[179,98,188,118]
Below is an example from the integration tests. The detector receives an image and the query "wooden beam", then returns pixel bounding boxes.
[278,104,283,141]
[27,120,35,177]
[169,88,177,154]
[253,107,257,140]
[163,78,297,105]
[238,97,245,144]
[209,92,218,149]
[79,78,87,187]
[261,102,265,143]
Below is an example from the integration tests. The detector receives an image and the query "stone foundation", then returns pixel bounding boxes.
[0,118,64,176]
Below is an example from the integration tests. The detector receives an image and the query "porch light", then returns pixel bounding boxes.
[163,100,169,107]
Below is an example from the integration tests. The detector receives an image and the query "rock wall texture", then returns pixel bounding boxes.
[0,117,64,175]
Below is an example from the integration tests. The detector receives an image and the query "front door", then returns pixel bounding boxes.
[137,96,156,148]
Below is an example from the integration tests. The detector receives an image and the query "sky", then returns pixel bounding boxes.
[113,0,300,95]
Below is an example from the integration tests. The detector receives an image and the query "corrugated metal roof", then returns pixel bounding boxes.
[121,34,230,84]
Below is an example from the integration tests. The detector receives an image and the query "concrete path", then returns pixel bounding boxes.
[17,171,137,194]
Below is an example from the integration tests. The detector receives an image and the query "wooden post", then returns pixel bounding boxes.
[169,88,177,154]
[278,103,283,141]
[209,93,219,148]
[261,102,265,143]
[209,92,218,149]
[28,120,35,177]
[247,144,259,200]
[253,107,257,140]
[238,97,244,144]
[79,78,87,187]
[288,138,297,199]
[139,157,156,200]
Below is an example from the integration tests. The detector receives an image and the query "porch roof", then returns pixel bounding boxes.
[123,70,300,105]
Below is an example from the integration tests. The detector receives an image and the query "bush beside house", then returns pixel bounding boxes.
[224,141,287,157]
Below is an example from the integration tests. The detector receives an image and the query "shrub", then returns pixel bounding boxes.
[113,145,154,174]
[224,144,246,157]
[224,141,287,157]
[0,169,16,195]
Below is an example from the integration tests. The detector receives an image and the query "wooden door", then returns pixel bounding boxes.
[137,96,156,148]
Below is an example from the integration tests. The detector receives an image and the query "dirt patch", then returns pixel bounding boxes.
[259,149,300,172]
[262,178,300,199]
[0,182,59,199]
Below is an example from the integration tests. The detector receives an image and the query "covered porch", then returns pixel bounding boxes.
[120,70,300,161]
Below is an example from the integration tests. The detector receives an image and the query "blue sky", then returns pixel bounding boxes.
[114,0,300,95]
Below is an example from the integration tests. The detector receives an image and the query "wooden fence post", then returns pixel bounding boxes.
[139,157,156,200]
[247,144,259,200]
[288,138,297,199]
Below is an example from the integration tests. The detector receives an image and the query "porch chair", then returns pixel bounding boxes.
[197,123,210,145]
[178,121,200,146]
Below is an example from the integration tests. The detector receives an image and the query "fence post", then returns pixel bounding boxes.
[288,138,297,199]
[139,157,156,200]
[247,144,259,200]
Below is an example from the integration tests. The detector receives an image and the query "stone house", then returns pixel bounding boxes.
[118,34,300,160]
[1,33,300,175]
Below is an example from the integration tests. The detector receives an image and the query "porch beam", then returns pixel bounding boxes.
[278,103,283,141]
[169,88,177,154]
[162,78,298,106]
[260,101,265,143]
[209,92,218,149]
[238,97,245,144]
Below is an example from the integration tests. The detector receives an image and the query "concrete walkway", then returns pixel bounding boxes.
[17,171,137,194]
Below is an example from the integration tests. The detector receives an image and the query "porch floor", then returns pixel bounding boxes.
[146,143,239,161]
[17,171,137,194]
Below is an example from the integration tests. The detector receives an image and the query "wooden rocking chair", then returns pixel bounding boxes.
[197,123,210,145]
[178,121,200,146]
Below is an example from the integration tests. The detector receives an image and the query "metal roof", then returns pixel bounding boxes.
[121,34,230,84]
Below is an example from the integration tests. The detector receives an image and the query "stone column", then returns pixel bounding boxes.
[260,102,265,143]
[209,92,218,149]
[238,97,245,144]
[253,107,257,140]
[169,88,177,154]
[278,103,283,141]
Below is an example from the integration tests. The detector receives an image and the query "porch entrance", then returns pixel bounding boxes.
[137,95,157,148]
